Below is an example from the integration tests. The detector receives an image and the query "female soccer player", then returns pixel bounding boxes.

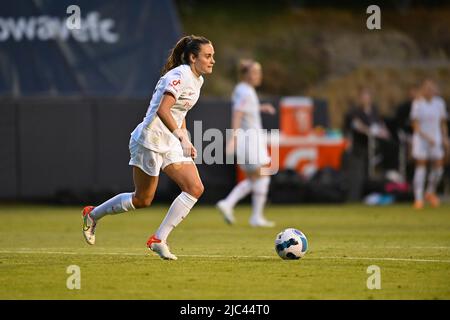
[82,35,215,260]
[216,59,276,227]
[411,79,449,209]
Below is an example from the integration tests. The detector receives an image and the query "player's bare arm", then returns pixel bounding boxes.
[442,119,449,152]
[157,93,196,158]
[156,92,178,132]
[182,118,197,158]
[260,103,276,115]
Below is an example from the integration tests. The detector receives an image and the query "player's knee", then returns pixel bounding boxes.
[133,194,154,208]
[186,182,204,199]
[254,176,270,194]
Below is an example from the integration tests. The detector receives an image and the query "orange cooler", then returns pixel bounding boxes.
[280,97,313,136]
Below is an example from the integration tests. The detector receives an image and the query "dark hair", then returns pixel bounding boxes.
[161,35,211,75]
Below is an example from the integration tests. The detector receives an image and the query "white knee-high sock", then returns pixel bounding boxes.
[155,192,197,241]
[223,179,252,207]
[90,192,136,221]
[413,166,426,201]
[250,176,270,221]
[426,167,444,194]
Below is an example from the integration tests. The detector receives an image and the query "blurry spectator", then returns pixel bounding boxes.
[346,87,394,165]
[353,88,389,143]
[393,84,420,136]
[343,87,398,199]
[388,84,421,182]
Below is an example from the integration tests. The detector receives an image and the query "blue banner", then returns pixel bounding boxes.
[0,0,181,97]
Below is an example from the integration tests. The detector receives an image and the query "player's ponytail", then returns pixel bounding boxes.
[162,35,211,75]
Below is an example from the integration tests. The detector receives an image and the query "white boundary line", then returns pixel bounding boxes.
[4,246,450,250]
[314,256,450,263]
[1,250,450,263]
[361,246,450,249]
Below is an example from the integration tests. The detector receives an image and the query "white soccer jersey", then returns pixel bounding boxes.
[131,64,204,152]
[410,96,448,145]
[232,82,270,170]
[232,82,263,131]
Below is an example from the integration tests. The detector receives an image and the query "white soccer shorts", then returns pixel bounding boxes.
[412,135,444,161]
[235,134,271,173]
[128,138,193,176]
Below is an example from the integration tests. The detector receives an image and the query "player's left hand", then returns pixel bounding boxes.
[260,103,276,115]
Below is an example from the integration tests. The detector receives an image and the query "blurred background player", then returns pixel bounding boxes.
[82,35,215,260]
[216,59,276,227]
[411,79,449,209]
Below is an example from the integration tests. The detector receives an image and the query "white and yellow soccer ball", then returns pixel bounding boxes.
[275,228,308,260]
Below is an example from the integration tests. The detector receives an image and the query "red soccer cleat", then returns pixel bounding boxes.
[146,234,162,247]
[413,200,424,210]
[425,193,440,208]
[146,235,177,260]
[82,206,97,245]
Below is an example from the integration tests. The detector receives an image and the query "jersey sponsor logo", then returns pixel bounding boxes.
[0,12,119,43]
[171,79,181,86]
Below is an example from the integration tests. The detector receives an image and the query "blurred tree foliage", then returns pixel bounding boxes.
[176,0,450,127]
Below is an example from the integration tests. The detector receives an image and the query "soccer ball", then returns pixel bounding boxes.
[275,228,308,260]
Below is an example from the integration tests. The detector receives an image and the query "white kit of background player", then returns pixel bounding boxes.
[411,80,449,209]
[217,60,276,227]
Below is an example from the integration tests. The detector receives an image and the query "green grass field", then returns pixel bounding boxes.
[1,203,449,299]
